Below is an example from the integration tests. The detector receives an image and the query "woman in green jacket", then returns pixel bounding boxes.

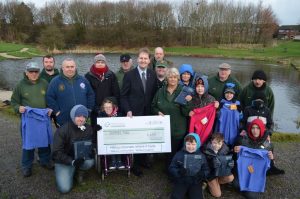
[151,67,187,164]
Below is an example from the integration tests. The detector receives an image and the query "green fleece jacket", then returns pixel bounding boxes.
[208,74,242,101]
[151,85,187,138]
[11,74,48,113]
[239,82,275,116]
[40,68,59,83]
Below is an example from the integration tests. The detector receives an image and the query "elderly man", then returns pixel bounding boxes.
[150,47,173,70]
[40,55,59,83]
[208,63,242,101]
[11,62,53,177]
[46,58,95,127]
[116,53,133,88]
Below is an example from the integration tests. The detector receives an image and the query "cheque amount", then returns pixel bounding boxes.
[103,128,165,145]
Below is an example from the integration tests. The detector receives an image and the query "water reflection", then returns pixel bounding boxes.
[0,54,299,133]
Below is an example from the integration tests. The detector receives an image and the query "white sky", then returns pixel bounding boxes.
[3,0,300,25]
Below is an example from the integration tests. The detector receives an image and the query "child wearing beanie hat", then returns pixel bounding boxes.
[215,83,242,147]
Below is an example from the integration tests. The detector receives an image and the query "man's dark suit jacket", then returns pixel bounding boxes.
[121,67,157,116]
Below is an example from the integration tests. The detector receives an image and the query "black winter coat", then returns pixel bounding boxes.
[52,122,94,165]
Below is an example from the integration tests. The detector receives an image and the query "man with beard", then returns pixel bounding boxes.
[40,55,59,83]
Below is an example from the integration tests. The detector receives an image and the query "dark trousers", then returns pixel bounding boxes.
[22,145,51,170]
[171,182,203,199]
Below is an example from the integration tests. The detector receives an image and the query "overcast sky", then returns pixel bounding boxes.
[4,0,300,25]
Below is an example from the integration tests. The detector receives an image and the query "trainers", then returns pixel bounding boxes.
[22,168,32,177]
[109,161,116,170]
[267,166,285,176]
[117,161,125,169]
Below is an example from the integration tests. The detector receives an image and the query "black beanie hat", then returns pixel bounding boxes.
[252,91,267,102]
[252,70,267,81]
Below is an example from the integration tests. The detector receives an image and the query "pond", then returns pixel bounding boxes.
[0,54,299,133]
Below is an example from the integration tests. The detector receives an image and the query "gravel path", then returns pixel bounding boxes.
[0,111,299,199]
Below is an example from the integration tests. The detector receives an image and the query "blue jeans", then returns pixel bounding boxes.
[22,145,51,170]
[55,159,95,193]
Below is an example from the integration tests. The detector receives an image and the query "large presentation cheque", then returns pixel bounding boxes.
[97,115,171,155]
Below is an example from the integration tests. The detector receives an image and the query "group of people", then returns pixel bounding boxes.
[10,47,284,198]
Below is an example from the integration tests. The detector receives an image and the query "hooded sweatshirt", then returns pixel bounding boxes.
[179,64,194,87]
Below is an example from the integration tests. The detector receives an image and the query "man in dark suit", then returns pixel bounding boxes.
[121,48,157,176]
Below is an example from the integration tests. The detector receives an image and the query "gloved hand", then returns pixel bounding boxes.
[95,124,102,131]
[179,167,188,176]
[212,158,221,168]
[228,159,234,168]
[72,158,85,168]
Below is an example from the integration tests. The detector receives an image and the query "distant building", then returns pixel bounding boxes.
[277,25,300,40]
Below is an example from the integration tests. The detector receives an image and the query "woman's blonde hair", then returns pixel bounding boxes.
[166,67,180,80]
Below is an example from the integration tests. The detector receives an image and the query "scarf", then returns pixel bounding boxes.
[90,64,108,80]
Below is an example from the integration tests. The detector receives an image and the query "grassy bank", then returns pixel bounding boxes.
[0,42,44,60]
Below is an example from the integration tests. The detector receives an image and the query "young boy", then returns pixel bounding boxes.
[204,133,234,198]
[183,75,219,144]
[168,133,209,199]
[215,83,242,147]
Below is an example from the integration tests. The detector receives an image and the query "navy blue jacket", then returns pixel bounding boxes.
[46,72,95,126]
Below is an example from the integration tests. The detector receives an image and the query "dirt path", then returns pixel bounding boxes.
[0,47,30,59]
[0,111,299,199]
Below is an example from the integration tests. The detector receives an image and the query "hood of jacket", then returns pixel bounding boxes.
[247,118,266,141]
[194,75,209,93]
[179,64,194,76]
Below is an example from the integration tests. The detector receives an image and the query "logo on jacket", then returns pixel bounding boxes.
[80,83,86,89]
[41,89,46,95]
[59,84,65,91]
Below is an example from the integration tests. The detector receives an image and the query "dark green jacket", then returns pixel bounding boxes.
[40,68,59,83]
[239,82,275,116]
[11,74,48,113]
[115,67,133,89]
[151,85,187,138]
[208,74,242,101]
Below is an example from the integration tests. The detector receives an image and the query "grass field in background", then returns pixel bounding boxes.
[0,42,44,60]
[165,41,300,61]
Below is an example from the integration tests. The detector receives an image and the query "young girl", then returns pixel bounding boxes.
[98,97,124,169]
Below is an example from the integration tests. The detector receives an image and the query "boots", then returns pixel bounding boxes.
[75,170,86,185]
[267,160,285,176]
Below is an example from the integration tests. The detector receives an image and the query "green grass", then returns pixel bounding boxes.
[272,132,300,142]
[164,41,300,61]
[0,42,44,59]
